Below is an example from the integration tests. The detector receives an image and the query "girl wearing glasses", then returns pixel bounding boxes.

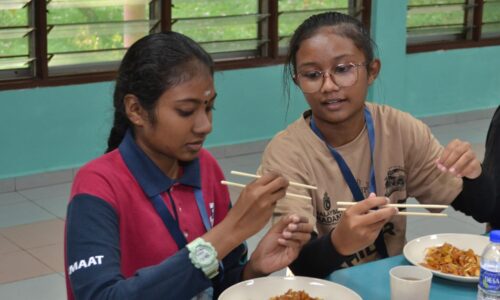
[64,32,313,300]
[259,12,496,277]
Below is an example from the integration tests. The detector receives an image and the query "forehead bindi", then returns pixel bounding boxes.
[156,75,214,107]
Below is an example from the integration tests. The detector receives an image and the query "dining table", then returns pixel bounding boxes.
[327,255,477,300]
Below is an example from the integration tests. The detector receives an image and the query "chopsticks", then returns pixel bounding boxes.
[336,208,447,217]
[336,202,448,217]
[225,170,315,201]
[337,202,448,209]
[230,171,317,190]
[226,170,446,217]
[221,180,312,201]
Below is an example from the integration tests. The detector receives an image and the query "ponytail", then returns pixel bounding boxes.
[105,76,130,153]
[106,109,129,153]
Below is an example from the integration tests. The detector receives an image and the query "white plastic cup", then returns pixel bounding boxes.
[390,266,433,300]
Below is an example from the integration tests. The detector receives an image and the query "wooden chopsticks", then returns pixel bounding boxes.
[336,202,448,209]
[230,171,317,190]
[336,202,448,217]
[337,208,447,217]
[221,180,312,201]
[224,170,316,201]
[226,171,447,217]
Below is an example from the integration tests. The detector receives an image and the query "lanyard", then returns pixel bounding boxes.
[310,107,388,258]
[310,107,376,198]
[150,187,212,249]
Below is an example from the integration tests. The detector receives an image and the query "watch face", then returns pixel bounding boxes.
[195,245,214,267]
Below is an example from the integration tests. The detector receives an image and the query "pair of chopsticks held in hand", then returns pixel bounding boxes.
[222,171,448,217]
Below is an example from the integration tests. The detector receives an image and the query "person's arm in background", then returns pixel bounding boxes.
[438,139,496,222]
[482,106,500,230]
[400,112,495,223]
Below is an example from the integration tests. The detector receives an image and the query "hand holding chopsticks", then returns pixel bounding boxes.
[336,201,448,217]
[221,172,290,239]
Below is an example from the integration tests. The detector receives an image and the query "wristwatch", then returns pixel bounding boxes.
[187,237,219,279]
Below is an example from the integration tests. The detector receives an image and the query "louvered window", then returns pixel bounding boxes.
[0,1,34,80]
[278,0,368,55]
[407,0,500,52]
[172,0,266,61]
[0,0,371,90]
[46,0,159,75]
[483,0,500,39]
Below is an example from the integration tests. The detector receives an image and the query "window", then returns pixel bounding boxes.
[483,0,500,39]
[278,0,369,56]
[172,0,264,61]
[407,0,500,52]
[0,0,369,90]
[46,0,158,76]
[0,1,34,80]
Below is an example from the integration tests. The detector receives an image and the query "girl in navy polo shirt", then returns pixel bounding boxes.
[64,32,312,300]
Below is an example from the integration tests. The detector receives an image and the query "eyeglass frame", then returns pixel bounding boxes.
[293,62,369,93]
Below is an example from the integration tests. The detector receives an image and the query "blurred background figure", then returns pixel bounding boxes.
[484,106,500,231]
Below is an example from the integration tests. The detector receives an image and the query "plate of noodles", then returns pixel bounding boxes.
[218,276,361,300]
[403,233,489,282]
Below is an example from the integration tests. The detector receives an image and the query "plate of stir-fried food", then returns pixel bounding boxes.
[218,276,361,300]
[403,233,489,282]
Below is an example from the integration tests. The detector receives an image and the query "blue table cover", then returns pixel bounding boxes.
[327,255,477,299]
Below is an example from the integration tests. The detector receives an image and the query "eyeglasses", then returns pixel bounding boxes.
[294,62,367,93]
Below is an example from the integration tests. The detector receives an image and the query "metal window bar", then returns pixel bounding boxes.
[276,0,365,56]
[482,21,500,38]
[407,2,476,45]
[0,1,30,10]
[407,2,473,10]
[279,6,349,14]
[0,0,35,80]
[172,13,268,59]
[47,48,127,75]
[45,1,157,75]
[199,38,269,57]
[47,20,160,38]
[482,0,500,38]
[46,0,154,9]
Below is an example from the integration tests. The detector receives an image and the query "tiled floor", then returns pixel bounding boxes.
[0,117,493,299]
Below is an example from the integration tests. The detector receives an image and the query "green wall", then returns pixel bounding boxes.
[0,68,307,179]
[1,0,499,179]
[370,0,500,114]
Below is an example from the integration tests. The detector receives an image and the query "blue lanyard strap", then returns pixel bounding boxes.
[149,186,212,249]
[310,107,377,200]
[310,107,388,258]
[194,189,212,233]
[365,108,377,195]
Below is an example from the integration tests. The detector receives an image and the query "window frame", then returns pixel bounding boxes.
[0,0,371,90]
[406,0,500,53]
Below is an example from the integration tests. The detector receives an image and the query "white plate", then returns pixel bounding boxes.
[403,233,489,282]
[218,276,362,300]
